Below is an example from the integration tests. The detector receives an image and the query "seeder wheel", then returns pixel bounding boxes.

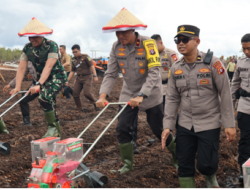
[0,141,11,155]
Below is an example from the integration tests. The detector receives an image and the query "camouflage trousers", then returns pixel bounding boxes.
[38,78,65,112]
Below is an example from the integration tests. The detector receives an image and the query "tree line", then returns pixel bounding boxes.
[0,47,22,63]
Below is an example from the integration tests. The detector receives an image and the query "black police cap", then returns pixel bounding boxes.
[175,25,200,38]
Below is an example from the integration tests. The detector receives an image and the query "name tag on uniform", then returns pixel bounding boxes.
[76,64,80,68]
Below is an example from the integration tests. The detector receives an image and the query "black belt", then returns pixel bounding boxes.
[77,74,91,77]
[162,79,168,84]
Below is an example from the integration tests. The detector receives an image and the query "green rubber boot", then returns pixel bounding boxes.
[43,110,61,138]
[167,136,178,169]
[179,177,195,188]
[119,142,134,174]
[0,118,9,134]
[204,174,219,188]
[55,120,61,138]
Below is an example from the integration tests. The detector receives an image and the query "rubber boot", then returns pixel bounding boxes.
[133,141,139,154]
[167,136,178,169]
[0,118,9,134]
[179,177,195,188]
[204,174,219,188]
[20,116,32,126]
[55,120,61,138]
[43,110,60,138]
[239,164,243,183]
[119,142,134,174]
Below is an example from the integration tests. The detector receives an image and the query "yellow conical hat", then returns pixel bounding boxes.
[18,17,53,37]
[102,8,147,33]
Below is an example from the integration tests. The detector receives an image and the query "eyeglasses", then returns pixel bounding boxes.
[174,37,196,44]
[73,51,78,54]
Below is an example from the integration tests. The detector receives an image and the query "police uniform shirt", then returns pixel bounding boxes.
[231,57,250,115]
[159,47,179,95]
[99,32,163,111]
[164,50,235,132]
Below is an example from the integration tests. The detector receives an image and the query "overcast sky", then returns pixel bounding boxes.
[0,0,249,59]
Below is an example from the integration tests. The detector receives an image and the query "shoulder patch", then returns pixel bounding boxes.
[171,54,178,61]
[213,61,222,69]
[87,56,91,61]
[217,67,225,75]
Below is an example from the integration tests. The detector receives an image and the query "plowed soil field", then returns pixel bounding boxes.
[0,70,242,188]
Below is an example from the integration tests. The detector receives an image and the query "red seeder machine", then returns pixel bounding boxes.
[27,101,129,188]
[0,94,129,188]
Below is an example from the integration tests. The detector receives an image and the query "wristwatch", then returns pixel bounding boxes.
[138,92,147,99]
[93,75,98,77]
[36,81,42,87]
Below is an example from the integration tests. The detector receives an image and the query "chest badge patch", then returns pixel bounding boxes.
[139,62,143,67]
[140,69,145,74]
[164,67,168,71]
[137,48,144,55]
[118,53,126,56]
[175,69,183,75]
[200,79,209,85]
[119,48,125,52]
[163,54,168,58]
[171,54,178,61]
[120,62,124,67]
[121,68,126,74]
[199,68,210,73]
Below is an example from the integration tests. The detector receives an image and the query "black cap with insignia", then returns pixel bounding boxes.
[175,25,200,38]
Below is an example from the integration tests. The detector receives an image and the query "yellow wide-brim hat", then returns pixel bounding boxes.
[102,8,147,33]
[18,17,53,37]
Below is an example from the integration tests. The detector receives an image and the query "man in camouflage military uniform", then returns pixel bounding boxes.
[10,18,67,138]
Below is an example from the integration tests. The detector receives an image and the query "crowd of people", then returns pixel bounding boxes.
[0,8,249,188]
